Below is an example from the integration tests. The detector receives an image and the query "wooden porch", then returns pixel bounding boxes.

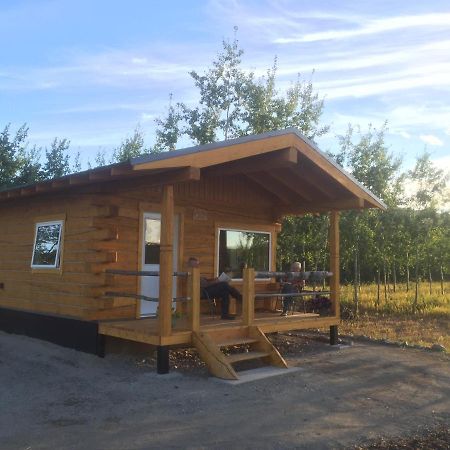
[99,204,341,379]
[98,311,338,346]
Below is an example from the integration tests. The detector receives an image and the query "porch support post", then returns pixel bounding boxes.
[157,345,169,374]
[330,325,339,346]
[243,268,255,326]
[189,267,200,332]
[329,210,340,345]
[159,184,174,337]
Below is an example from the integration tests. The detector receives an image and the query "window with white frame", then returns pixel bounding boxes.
[31,221,64,268]
[217,228,271,278]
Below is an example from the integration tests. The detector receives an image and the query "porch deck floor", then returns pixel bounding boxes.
[98,310,336,346]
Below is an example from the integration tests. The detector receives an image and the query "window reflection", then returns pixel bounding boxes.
[144,218,161,265]
[218,229,270,278]
[32,222,63,267]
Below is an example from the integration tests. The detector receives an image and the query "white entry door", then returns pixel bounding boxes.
[140,212,179,317]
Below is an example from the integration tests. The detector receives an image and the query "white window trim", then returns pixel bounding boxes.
[31,220,64,269]
[216,227,272,280]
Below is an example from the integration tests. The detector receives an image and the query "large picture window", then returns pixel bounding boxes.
[31,221,64,269]
[217,228,271,278]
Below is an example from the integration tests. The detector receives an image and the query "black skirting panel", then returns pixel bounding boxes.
[0,307,105,356]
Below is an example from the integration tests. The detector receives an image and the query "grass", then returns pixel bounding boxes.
[339,281,450,351]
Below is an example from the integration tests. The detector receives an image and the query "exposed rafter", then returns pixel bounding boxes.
[203,147,297,177]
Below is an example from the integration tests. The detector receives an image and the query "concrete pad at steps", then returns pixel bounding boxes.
[211,366,302,385]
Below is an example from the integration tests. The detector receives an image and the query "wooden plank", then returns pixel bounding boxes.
[246,173,296,205]
[269,169,314,202]
[133,134,295,170]
[226,351,269,363]
[159,184,174,336]
[69,173,90,185]
[188,267,200,332]
[275,197,365,215]
[98,322,161,345]
[242,268,255,326]
[329,211,340,318]
[292,163,337,199]
[248,326,288,368]
[257,316,339,333]
[295,138,382,207]
[215,337,259,347]
[0,297,98,319]
[133,166,201,185]
[192,331,238,380]
[203,147,297,177]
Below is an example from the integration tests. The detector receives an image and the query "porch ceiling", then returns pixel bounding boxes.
[131,129,386,212]
[201,149,368,214]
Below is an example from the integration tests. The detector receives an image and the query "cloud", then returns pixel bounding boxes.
[419,135,444,146]
[274,13,450,43]
[393,130,411,139]
[387,105,450,135]
[0,46,197,92]
[140,113,155,122]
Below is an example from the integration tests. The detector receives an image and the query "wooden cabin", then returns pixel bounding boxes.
[0,128,385,379]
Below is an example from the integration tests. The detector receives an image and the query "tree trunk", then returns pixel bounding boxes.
[322,253,327,290]
[393,260,397,293]
[383,259,388,303]
[354,248,359,317]
[387,266,391,293]
[440,264,445,295]
[376,269,381,309]
[413,245,419,313]
[358,264,361,293]
[428,266,432,295]
[406,251,410,292]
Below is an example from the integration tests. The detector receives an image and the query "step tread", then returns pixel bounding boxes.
[226,351,270,363]
[215,337,260,347]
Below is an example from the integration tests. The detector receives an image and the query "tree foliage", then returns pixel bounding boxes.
[407,150,448,209]
[42,138,70,179]
[0,124,32,189]
[112,126,150,162]
[154,37,328,149]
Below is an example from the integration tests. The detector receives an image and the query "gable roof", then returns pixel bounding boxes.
[0,128,386,212]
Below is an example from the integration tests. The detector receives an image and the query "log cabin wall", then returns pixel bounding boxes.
[0,190,134,320]
[0,173,280,322]
[91,173,279,318]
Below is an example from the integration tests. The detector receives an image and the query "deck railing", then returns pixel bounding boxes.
[104,267,334,334]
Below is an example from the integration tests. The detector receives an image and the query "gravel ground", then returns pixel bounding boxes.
[0,330,449,450]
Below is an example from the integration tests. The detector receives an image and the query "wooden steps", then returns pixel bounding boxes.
[226,351,270,364]
[192,325,287,380]
[216,337,259,347]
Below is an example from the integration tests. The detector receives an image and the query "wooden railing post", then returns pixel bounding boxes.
[243,268,255,326]
[329,211,340,318]
[159,185,174,337]
[188,267,200,332]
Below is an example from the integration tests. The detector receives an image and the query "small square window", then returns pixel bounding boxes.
[31,221,64,269]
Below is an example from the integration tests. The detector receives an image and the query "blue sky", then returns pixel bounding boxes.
[1,0,450,171]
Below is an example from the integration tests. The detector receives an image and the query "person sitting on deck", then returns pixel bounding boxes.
[280,261,305,316]
[187,256,242,321]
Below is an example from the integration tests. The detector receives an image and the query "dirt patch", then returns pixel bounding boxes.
[1,330,449,450]
[354,424,450,449]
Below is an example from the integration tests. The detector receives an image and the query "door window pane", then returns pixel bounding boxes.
[144,218,161,264]
[218,229,270,278]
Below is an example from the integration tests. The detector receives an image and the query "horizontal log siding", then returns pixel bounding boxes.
[0,173,278,321]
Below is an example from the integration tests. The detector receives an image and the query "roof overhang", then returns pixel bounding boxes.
[0,128,386,213]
